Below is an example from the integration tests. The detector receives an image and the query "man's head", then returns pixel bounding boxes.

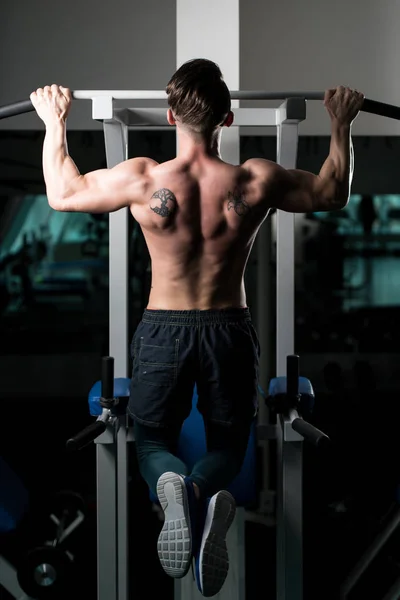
[166,58,233,134]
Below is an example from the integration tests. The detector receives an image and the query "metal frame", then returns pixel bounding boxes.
[275,105,305,600]
[87,92,306,600]
[72,90,320,101]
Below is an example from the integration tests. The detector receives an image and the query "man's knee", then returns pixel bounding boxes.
[207,420,251,449]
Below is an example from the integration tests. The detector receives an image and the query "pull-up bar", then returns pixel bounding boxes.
[0,91,400,121]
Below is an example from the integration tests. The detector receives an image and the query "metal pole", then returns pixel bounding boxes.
[276,121,299,375]
[275,101,303,600]
[2,91,399,121]
[101,118,129,600]
[96,432,118,600]
[103,121,129,377]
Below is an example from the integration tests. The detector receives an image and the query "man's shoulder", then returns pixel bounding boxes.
[241,157,278,176]
[124,156,159,176]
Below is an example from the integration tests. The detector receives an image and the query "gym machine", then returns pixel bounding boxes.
[0,89,397,600]
[67,352,329,600]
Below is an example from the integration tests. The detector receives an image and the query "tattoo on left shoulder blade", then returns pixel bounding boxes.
[150,188,177,217]
[227,188,250,216]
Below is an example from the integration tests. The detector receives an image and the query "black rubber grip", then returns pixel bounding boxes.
[102,356,114,400]
[286,355,299,398]
[361,98,400,120]
[291,418,330,448]
[286,94,400,120]
[66,421,106,451]
[0,99,34,120]
[291,94,400,120]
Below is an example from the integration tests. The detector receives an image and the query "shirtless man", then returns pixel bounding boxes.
[30,60,363,597]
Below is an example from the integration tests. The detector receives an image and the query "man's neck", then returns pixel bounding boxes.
[176,126,222,160]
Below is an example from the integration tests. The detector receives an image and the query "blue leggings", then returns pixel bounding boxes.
[133,419,251,499]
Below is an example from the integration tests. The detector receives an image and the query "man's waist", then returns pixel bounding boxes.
[142,307,251,325]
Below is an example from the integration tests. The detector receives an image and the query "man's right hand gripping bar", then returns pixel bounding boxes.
[267,355,330,448]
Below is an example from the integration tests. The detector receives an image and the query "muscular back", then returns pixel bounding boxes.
[131,156,269,310]
[31,83,357,310]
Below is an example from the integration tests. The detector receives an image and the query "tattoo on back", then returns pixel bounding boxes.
[150,188,177,217]
[227,188,250,216]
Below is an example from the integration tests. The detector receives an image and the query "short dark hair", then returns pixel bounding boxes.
[166,58,231,133]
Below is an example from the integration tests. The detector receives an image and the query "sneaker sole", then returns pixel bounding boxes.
[156,472,192,578]
[198,490,236,597]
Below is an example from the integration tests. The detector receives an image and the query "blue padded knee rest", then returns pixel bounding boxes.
[175,386,257,506]
[88,380,257,507]
[0,456,29,533]
[88,378,131,416]
[268,376,315,412]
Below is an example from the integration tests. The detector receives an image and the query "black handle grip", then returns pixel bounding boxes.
[0,99,34,120]
[66,420,106,451]
[292,417,330,449]
[287,355,299,398]
[292,94,400,120]
[362,98,400,120]
[102,356,114,400]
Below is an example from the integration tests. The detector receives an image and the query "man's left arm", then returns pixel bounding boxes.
[31,85,151,213]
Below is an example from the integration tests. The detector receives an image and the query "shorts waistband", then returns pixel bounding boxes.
[142,307,251,325]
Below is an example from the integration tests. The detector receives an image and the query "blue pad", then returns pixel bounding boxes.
[176,386,257,507]
[88,378,131,416]
[268,376,315,412]
[88,380,257,507]
[268,376,314,396]
[0,457,29,533]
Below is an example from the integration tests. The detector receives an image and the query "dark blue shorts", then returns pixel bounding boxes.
[128,308,260,428]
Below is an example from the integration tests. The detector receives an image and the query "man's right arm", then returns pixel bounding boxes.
[246,86,363,214]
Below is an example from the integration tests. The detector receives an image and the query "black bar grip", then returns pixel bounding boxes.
[291,93,400,120]
[362,98,400,120]
[287,355,299,398]
[298,94,400,120]
[66,420,106,451]
[292,417,330,449]
[102,356,114,400]
[0,99,34,120]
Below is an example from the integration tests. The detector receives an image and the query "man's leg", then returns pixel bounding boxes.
[128,311,196,496]
[190,309,259,596]
[133,418,198,579]
[189,419,252,499]
[133,420,188,497]
[186,419,251,597]
[128,310,197,580]
[192,312,259,498]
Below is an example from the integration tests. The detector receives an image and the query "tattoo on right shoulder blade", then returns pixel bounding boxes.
[227,188,250,216]
[150,188,177,218]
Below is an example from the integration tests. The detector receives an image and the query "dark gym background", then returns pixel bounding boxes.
[1,130,400,599]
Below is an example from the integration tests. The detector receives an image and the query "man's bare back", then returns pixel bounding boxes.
[133,156,268,310]
[30,83,363,312]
